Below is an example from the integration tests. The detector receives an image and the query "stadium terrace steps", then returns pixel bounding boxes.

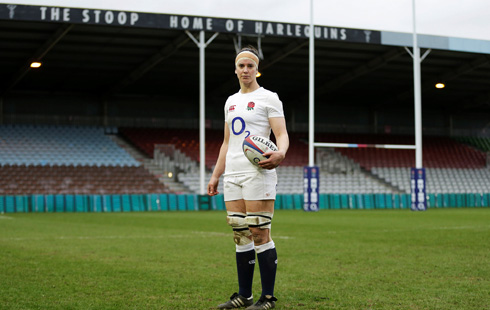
[119,128,223,169]
[109,135,188,193]
[109,134,149,163]
[178,171,223,195]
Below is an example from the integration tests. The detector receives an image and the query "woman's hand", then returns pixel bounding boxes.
[207,176,220,196]
[258,150,286,169]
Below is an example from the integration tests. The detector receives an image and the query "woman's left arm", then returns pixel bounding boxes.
[259,117,289,169]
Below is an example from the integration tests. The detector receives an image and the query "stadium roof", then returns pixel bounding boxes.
[1,4,490,117]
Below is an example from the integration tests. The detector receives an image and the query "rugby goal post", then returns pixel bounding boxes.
[304,0,426,212]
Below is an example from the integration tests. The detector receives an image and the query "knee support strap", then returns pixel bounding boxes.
[246,212,273,229]
[227,212,253,245]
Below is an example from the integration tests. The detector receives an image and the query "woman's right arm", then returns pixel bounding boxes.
[207,123,230,196]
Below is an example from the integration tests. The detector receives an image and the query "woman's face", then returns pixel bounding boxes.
[235,58,257,85]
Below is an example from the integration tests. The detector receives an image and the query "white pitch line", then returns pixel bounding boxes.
[425,225,490,231]
[0,231,294,241]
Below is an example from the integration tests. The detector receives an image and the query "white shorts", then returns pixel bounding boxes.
[223,171,277,201]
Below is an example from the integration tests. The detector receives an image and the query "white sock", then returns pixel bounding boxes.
[254,240,275,254]
[236,241,255,253]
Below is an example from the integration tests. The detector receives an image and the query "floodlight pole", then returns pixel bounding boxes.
[186,30,219,195]
[308,0,315,166]
[412,0,423,168]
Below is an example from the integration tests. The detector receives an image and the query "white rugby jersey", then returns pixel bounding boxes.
[223,87,284,175]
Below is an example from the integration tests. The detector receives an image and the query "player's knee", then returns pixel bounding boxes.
[250,229,269,245]
[245,212,273,230]
[227,212,253,245]
[233,229,252,245]
[247,212,273,245]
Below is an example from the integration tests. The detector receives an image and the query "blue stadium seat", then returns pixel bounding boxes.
[0,125,140,167]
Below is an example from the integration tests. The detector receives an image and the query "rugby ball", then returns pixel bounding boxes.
[242,135,278,166]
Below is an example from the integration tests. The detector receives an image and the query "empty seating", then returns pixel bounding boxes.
[141,131,490,195]
[454,136,490,152]
[120,128,222,170]
[372,167,490,194]
[314,133,486,170]
[0,165,169,195]
[0,125,168,195]
[275,166,392,194]
[120,128,310,169]
[0,125,139,167]
[178,171,223,194]
[178,166,393,194]
[3,124,487,196]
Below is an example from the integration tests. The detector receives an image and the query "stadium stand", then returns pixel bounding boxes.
[314,133,489,194]
[1,125,489,196]
[118,129,490,195]
[372,167,490,194]
[119,127,309,168]
[119,127,223,170]
[313,133,486,169]
[0,125,139,167]
[453,136,490,152]
[177,171,221,194]
[276,166,393,194]
[0,125,169,195]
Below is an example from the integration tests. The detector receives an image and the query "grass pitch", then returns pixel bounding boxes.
[1,209,489,310]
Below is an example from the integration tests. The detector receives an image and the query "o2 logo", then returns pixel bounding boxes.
[232,117,250,138]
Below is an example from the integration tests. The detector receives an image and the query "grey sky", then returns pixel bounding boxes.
[4,0,490,41]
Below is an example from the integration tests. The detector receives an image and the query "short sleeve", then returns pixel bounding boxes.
[224,97,230,121]
[266,92,284,118]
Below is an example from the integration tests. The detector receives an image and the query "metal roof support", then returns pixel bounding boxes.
[394,53,488,104]
[233,35,242,53]
[210,39,307,98]
[233,34,264,60]
[186,30,219,195]
[257,35,264,60]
